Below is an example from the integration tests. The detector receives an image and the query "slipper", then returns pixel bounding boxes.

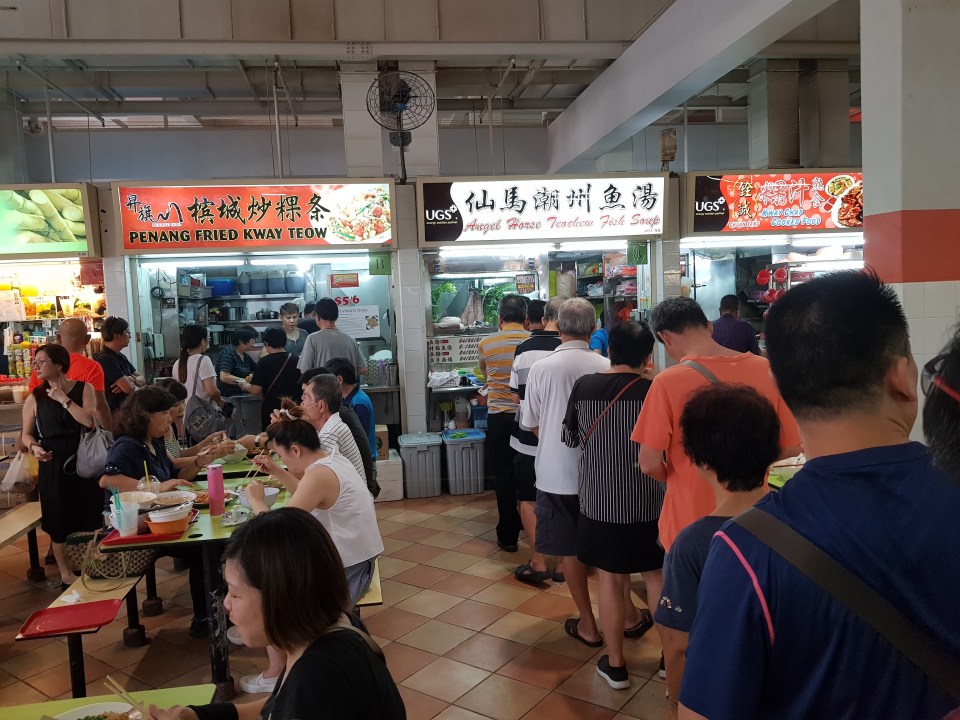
[564,618,603,648]
[514,563,553,584]
[623,610,654,639]
[552,569,566,583]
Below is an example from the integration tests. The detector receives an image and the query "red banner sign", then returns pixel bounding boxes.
[330,273,360,288]
[690,171,863,234]
[117,182,392,252]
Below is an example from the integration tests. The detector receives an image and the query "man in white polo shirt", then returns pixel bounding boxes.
[524,298,609,647]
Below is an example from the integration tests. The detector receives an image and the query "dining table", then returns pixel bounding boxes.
[4,683,216,720]
[99,466,287,701]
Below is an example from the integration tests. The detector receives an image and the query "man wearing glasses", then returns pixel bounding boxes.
[94,316,146,414]
[679,271,960,720]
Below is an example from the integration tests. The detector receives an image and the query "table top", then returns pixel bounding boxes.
[101,477,288,551]
[196,460,268,478]
[4,683,215,720]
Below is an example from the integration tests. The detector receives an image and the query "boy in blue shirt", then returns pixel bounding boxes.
[326,356,377,460]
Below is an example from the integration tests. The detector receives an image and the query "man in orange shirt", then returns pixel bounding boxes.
[27,318,112,431]
[632,297,801,553]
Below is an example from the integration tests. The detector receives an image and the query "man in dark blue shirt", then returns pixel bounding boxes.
[680,271,960,720]
[710,294,759,354]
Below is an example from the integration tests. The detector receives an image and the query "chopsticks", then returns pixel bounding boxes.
[103,674,150,718]
[243,449,267,481]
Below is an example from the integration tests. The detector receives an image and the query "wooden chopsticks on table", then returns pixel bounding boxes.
[103,674,150,718]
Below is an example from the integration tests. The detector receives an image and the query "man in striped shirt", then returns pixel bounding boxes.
[478,294,529,552]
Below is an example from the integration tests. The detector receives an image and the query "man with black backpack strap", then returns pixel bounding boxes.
[679,271,960,720]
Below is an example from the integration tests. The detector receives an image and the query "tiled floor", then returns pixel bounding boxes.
[0,492,668,719]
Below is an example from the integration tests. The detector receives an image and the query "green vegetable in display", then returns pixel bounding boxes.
[482,282,517,326]
[448,431,468,439]
[431,280,458,322]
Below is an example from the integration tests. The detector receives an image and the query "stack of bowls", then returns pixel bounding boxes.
[145,502,194,534]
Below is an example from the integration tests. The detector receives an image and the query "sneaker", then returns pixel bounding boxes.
[597,654,631,690]
[496,540,519,553]
[226,625,244,645]
[188,618,208,639]
[658,653,666,680]
[240,672,278,695]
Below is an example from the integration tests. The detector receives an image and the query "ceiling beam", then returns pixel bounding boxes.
[757,41,860,58]
[2,40,628,61]
[508,59,547,100]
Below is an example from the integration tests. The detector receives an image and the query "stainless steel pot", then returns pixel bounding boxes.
[223,306,245,321]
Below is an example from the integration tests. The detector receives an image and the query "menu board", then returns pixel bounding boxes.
[0,184,99,257]
[338,304,381,339]
[419,175,666,245]
[116,180,394,253]
[688,171,863,235]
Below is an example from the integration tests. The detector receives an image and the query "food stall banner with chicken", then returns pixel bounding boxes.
[418,173,667,246]
[0,184,101,258]
[115,179,394,254]
[685,170,863,236]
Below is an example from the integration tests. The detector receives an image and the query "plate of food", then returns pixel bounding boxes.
[54,702,138,719]
[154,490,197,507]
[825,174,856,198]
[831,181,863,228]
[192,490,239,509]
[321,184,392,244]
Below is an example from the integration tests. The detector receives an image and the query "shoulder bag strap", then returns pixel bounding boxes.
[262,354,292,400]
[583,376,643,445]
[681,359,721,385]
[328,615,386,662]
[189,354,202,396]
[732,507,960,701]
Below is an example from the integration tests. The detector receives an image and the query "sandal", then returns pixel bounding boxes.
[514,563,553,584]
[564,618,603,648]
[623,609,654,638]
[552,569,566,583]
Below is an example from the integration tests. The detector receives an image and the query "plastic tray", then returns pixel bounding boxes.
[19,599,123,638]
[102,509,199,545]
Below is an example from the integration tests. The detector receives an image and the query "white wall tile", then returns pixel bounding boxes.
[402,309,426,329]
[406,413,428,433]
[924,281,959,319]
[901,282,925,319]
[400,284,423,308]
[908,318,926,355]
[924,317,954,355]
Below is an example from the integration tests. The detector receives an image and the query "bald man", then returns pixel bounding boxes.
[28,318,112,431]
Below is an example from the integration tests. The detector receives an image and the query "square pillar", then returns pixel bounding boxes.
[748,59,800,169]
[799,60,851,168]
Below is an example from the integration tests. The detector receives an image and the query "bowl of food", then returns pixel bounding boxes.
[155,490,197,507]
[145,514,191,535]
[220,444,249,465]
[239,486,280,509]
[114,491,157,511]
[147,504,193,523]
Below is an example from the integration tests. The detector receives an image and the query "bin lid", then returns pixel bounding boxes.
[398,432,443,447]
[442,429,486,443]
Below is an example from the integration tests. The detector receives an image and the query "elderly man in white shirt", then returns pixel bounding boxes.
[523,298,610,648]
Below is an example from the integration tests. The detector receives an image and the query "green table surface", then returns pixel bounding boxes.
[196,460,259,478]
[102,479,289,549]
[4,683,215,720]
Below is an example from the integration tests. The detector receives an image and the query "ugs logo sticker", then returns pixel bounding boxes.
[696,197,726,213]
[426,204,458,221]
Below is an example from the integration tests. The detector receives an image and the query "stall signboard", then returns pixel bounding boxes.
[0,184,101,258]
[515,273,536,294]
[338,304,381,339]
[116,180,394,253]
[686,170,863,235]
[330,273,360,289]
[418,174,667,245]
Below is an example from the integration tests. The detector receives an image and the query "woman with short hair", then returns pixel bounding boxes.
[149,507,404,720]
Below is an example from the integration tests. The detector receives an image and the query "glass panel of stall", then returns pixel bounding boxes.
[133,253,398,436]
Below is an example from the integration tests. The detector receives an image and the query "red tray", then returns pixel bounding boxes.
[101,509,199,546]
[19,599,122,638]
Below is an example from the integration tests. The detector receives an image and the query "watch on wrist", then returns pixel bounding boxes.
[62,399,72,409]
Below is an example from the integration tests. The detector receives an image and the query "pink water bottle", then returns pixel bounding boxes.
[206,464,225,516]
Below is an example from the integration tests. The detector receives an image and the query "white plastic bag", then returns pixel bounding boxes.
[0,451,38,493]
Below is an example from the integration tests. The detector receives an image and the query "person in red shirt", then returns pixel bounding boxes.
[27,318,111,431]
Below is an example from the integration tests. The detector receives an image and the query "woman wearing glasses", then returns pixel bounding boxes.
[923,333,960,479]
[20,343,100,588]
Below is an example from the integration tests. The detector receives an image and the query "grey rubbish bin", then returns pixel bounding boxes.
[442,429,486,495]
[397,432,443,498]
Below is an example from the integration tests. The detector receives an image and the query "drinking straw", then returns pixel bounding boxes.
[143,461,150,489]
[112,487,122,511]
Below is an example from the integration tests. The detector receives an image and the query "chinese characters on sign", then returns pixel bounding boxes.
[117,183,393,251]
[420,176,665,244]
[690,172,863,235]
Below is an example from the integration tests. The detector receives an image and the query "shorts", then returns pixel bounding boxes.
[534,490,580,557]
[512,454,537,503]
[345,557,376,606]
[577,515,664,574]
